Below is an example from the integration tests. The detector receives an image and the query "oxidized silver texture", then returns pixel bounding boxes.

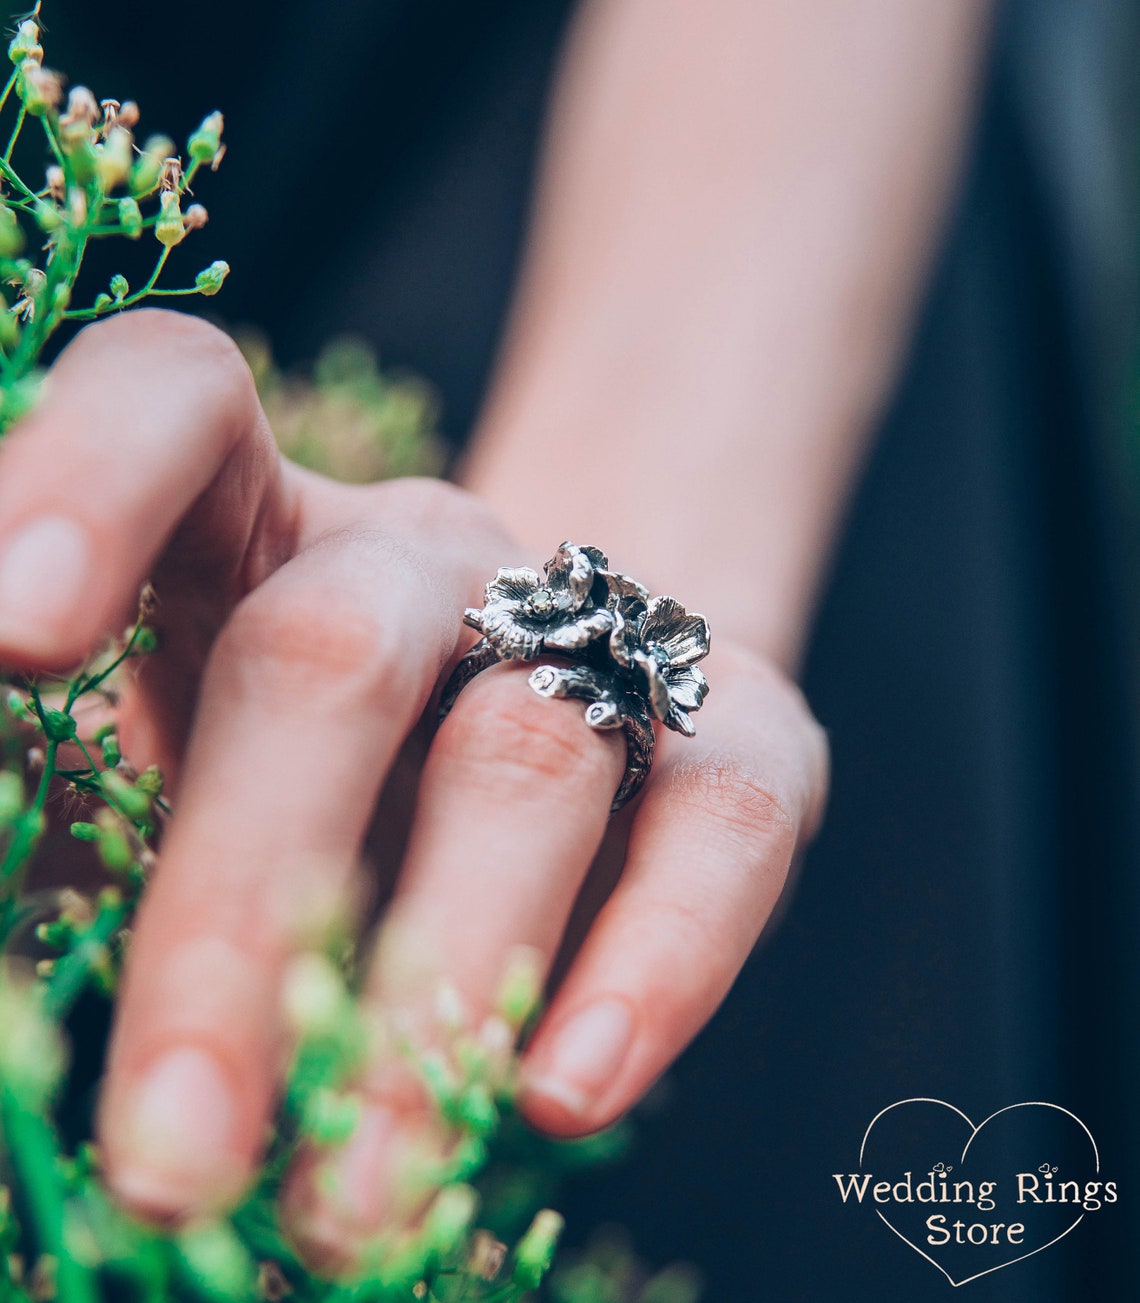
[438,542,711,810]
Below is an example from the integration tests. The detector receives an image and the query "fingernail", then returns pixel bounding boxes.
[109,1047,241,1215]
[0,515,93,653]
[522,996,635,1118]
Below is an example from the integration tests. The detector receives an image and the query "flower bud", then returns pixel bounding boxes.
[424,1184,479,1259]
[176,1221,257,1301]
[45,165,65,200]
[118,101,140,129]
[194,260,230,296]
[159,156,184,193]
[0,207,24,259]
[467,1230,508,1282]
[300,1086,361,1145]
[8,21,42,67]
[69,822,100,843]
[33,202,59,234]
[63,137,98,187]
[183,203,208,232]
[512,1210,564,1290]
[495,945,543,1032]
[458,1082,497,1138]
[94,810,134,875]
[100,771,152,823]
[67,188,87,226]
[282,952,346,1038]
[131,625,160,654]
[42,708,77,743]
[61,86,99,129]
[18,61,61,116]
[129,135,175,196]
[5,691,32,722]
[58,888,96,929]
[35,920,68,948]
[96,126,134,192]
[135,764,164,797]
[155,190,185,247]
[109,274,129,302]
[0,770,23,824]
[187,110,224,164]
[117,197,143,239]
[93,293,112,314]
[419,1049,460,1113]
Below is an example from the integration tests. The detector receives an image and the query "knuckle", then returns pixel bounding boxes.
[216,583,401,702]
[379,477,516,556]
[438,673,613,793]
[81,309,258,433]
[665,755,799,864]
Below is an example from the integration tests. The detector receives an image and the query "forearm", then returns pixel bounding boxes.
[461,0,991,670]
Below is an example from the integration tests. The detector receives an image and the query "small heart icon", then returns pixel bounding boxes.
[843,1099,1105,1286]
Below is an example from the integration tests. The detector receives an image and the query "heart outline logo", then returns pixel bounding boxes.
[859,1098,1099,1287]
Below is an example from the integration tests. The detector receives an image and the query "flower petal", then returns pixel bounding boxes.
[601,570,649,612]
[481,604,543,660]
[641,595,711,667]
[608,606,638,668]
[665,666,709,712]
[485,566,542,605]
[633,648,673,721]
[542,608,614,651]
[544,542,596,608]
[665,706,697,737]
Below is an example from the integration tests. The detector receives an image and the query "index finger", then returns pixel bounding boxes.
[0,308,288,668]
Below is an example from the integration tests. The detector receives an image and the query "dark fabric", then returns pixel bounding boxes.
[46,1,1140,1297]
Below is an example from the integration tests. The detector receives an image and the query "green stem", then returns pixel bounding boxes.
[0,1087,99,1303]
[0,738,55,883]
[39,114,65,169]
[2,105,25,165]
[42,898,129,1019]
[141,286,199,298]
[71,619,144,700]
[0,69,18,120]
[0,157,37,205]
[121,246,171,306]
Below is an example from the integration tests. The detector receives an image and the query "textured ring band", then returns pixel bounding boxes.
[438,542,711,810]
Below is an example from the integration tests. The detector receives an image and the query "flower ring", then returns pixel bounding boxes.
[438,543,711,810]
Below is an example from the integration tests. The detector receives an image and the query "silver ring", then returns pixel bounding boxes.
[438,542,711,810]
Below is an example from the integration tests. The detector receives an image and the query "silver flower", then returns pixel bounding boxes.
[609,593,711,736]
[463,541,614,661]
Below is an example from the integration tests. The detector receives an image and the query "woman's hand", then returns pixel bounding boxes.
[0,310,828,1263]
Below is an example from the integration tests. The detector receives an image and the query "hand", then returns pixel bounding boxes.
[0,310,829,1263]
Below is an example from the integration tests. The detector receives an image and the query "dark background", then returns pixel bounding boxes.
[38,1,1140,1298]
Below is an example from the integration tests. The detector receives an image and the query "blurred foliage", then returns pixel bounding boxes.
[237,332,446,484]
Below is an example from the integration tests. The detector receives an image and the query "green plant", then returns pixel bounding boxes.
[236,332,445,485]
[0,9,699,1303]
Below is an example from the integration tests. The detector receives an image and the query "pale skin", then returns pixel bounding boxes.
[0,0,988,1268]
